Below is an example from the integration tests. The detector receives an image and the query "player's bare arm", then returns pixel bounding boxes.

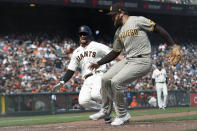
[89,50,121,71]
[153,24,181,66]
[153,24,177,46]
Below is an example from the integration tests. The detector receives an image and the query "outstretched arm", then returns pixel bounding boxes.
[89,50,121,71]
[54,69,74,89]
[153,24,177,46]
[97,50,121,65]
[153,24,181,66]
[62,69,75,82]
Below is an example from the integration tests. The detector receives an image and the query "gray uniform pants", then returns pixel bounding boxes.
[101,55,152,117]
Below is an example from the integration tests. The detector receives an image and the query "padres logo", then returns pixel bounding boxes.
[119,29,138,40]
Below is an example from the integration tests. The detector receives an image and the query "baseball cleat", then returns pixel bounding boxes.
[104,116,112,124]
[89,109,105,120]
[159,107,166,110]
[111,112,131,126]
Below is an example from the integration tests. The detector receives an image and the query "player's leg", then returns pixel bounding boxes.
[89,59,126,121]
[162,83,168,109]
[90,72,103,101]
[111,57,151,125]
[89,72,112,123]
[156,83,163,109]
[101,59,126,116]
[78,79,101,110]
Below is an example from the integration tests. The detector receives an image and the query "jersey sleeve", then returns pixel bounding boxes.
[163,69,167,77]
[97,43,112,55]
[137,16,156,32]
[67,52,79,71]
[113,28,123,52]
[152,70,156,79]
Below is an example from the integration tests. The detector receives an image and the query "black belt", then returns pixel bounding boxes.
[157,82,165,83]
[131,54,150,58]
[84,73,93,79]
[84,71,101,79]
[133,55,142,58]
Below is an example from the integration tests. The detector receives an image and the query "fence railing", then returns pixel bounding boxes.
[0,90,191,116]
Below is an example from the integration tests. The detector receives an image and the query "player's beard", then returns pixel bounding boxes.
[80,37,90,46]
[80,39,87,45]
[79,35,86,43]
[158,66,162,71]
[114,15,122,27]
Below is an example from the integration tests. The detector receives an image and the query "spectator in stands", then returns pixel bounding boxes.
[137,92,148,107]
[129,96,140,108]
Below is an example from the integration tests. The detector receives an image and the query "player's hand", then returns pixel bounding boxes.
[89,62,100,71]
[53,81,65,91]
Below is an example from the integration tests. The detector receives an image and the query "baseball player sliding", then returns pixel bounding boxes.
[55,25,112,123]
[152,62,168,110]
[89,3,181,126]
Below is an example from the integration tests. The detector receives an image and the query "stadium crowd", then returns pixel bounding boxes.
[0,33,196,94]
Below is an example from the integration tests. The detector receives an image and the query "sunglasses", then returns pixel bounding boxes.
[79,32,88,36]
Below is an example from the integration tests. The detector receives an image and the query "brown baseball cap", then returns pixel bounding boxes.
[107,3,127,15]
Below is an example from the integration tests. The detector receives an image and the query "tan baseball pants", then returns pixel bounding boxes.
[101,55,152,117]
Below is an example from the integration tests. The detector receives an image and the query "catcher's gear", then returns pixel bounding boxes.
[166,45,181,66]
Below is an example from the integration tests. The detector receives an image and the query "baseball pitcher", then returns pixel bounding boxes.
[89,3,181,126]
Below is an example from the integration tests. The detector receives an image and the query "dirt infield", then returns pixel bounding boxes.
[1,111,197,131]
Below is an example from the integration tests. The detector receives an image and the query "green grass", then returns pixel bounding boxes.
[130,107,197,116]
[136,114,197,122]
[0,107,197,127]
[0,112,91,127]
[184,129,197,131]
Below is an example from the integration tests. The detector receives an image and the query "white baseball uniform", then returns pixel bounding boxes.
[152,68,168,109]
[67,41,112,110]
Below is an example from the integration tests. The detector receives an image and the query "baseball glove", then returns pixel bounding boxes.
[166,45,181,66]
